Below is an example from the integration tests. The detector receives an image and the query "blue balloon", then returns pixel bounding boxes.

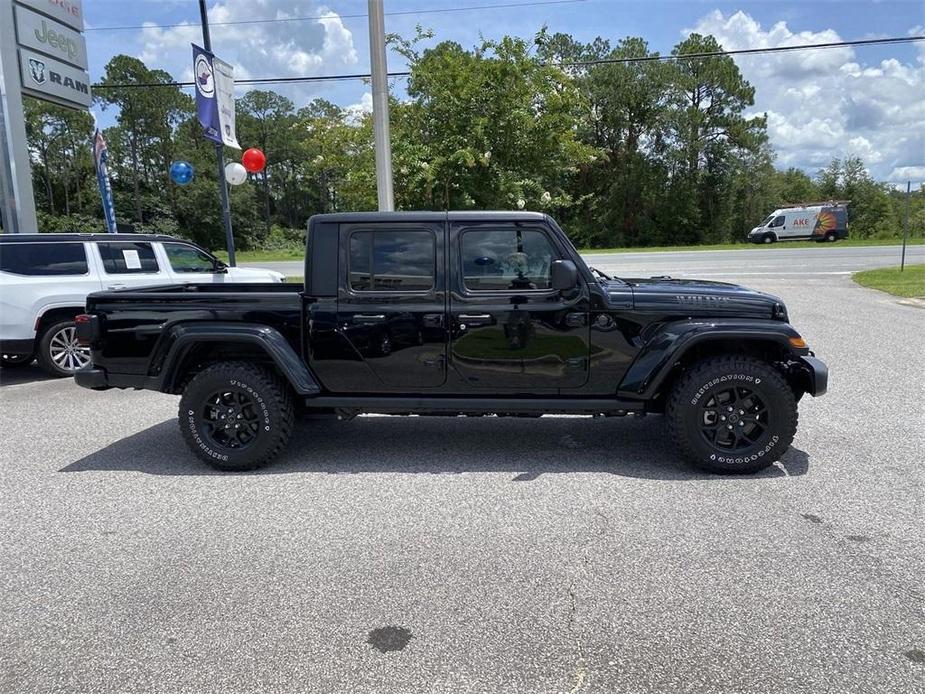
[169,160,194,185]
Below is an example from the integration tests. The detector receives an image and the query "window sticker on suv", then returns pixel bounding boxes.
[97,242,159,274]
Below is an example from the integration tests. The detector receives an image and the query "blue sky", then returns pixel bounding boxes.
[83,0,925,184]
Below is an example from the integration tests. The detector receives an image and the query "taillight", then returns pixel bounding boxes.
[74,314,97,346]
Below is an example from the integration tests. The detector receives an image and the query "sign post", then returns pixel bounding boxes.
[0,0,90,233]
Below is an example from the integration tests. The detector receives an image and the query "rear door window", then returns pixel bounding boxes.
[97,242,159,274]
[348,230,435,292]
[0,242,88,276]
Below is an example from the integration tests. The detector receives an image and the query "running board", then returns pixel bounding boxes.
[303,396,644,416]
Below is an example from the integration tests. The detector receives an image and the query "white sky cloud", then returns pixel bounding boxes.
[686,10,925,185]
[136,1,357,99]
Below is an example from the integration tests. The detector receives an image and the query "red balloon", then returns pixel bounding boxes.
[242,147,266,173]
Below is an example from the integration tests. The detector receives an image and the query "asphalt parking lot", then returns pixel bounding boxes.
[1,259,923,693]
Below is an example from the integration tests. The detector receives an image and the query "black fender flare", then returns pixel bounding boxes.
[617,320,805,399]
[154,322,321,395]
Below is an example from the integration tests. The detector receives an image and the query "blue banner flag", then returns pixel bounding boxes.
[192,44,240,148]
[93,129,117,233]
[193,44,221,144]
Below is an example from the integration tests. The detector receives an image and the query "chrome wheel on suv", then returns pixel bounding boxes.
[37,320,90,377]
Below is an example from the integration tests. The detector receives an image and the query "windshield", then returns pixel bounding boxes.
[759,214,775,227]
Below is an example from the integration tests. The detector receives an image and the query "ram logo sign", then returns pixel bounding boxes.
[18,48,91,109]
[28,58,46,85]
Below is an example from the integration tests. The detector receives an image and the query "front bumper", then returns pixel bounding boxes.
[797,355,828,396]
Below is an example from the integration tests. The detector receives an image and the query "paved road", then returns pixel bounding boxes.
[1,273,923,693]
[245,243,924,279]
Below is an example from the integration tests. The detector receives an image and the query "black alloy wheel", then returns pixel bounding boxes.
[200,388,263,450]
[699,385,768,451]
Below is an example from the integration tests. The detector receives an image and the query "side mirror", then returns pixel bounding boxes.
[550,259,578,291]
[213,259,228,274]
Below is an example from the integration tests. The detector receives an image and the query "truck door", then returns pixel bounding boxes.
[336,222,447,390]
[448,221,590,391]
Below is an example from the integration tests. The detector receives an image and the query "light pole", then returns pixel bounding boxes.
[368,0,394,211]
[198,0,236,266]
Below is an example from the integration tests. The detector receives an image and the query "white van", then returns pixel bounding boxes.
[747,203,848,244]
[0,233,284,376]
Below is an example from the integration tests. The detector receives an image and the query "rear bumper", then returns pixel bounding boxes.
[797,355,828,396]
[74,365,111,390]
[74,364,154,391]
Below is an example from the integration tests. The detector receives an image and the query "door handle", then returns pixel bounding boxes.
[456,313,493,327]
[352,313,386,324]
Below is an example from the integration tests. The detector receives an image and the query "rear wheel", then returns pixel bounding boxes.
[37,320,90,377]
[825,231,837,242]
[667,356,798,474]
[179,361,294,471]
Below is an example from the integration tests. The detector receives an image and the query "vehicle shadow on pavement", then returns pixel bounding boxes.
[60,415,810,481]
[0,364,56,387]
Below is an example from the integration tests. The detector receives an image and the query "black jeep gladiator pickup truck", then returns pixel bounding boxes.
[75,211,827,474]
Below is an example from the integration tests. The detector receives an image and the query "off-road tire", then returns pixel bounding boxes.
[37,319,88,377]
[179,361,294,472]
[667,356,798,474]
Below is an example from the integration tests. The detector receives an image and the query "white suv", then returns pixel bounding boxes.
[0,234,284,376]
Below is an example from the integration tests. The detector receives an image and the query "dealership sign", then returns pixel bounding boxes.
[13,0,90,110]
[14,4,88,70]
[15,0,84,31]
[18,48,91,108]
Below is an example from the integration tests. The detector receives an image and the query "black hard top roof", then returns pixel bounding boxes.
[0,233,192,244]
[309,210,549,225]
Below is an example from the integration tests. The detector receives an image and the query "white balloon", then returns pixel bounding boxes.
[224,162,247,186]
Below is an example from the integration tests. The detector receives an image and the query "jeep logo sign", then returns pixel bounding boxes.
[18,48,91,109]
[15,5,89,71]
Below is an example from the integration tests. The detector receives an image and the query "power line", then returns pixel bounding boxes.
[562,35,925,67]
[91,35,925,90]
[84,0,586,32]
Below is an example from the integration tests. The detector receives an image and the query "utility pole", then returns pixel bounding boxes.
[901,181,910,272]
[368,0,394,211]
[198,0,236,265]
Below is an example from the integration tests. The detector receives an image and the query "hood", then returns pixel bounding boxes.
[612,276,785,320]
[228,266,285,282]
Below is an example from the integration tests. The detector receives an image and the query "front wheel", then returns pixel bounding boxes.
[179,361,295,471]
[667,356,798,474]
[763,233,776,244]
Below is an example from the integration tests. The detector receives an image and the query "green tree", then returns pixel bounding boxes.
[393,33,595,211]
[238,90,297,236]
[94,56,192,223]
